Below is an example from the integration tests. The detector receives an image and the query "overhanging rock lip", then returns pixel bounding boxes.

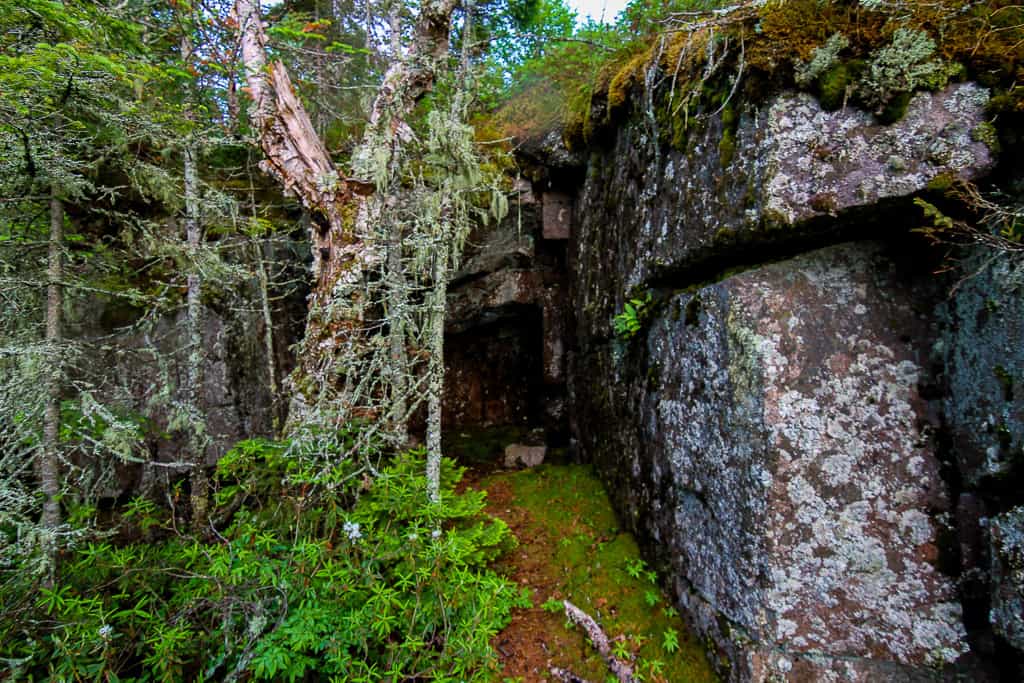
[572,80,997,324]
[760,83,995,228]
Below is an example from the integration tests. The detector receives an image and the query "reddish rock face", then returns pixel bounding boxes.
[444,317,543,429]
[542,192,573,240]
[573,242,967,680]
[442,189,570,444]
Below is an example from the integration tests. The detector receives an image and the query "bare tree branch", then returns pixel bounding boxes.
[562,600,635,683]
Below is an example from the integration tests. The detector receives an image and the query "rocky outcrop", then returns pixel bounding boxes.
[503,443,547,469]
[573,83,994,344]
[76,237,308,492]
[939,248,1024,674]
[941,250,1024,488]
[574,242,965,679]
[566,83,1000,680]
[990,507,1024,652]
[117,307,277,465]
[443,186,570,440]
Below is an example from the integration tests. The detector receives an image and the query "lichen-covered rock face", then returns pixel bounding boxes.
[444,316,545,429]
[762,84,992,225]
[936,248,1024,671]
[941,250,1024,488]
[572,83,994,344]
[990,507,1024,651]
[564,82,1005,679]
[145,308,278,465]
[572,242,967,680]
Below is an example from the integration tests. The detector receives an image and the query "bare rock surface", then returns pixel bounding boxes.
[990,507,1024,651]
[503,444,547,469]
[565,80,1006,680]
[762,84,992,224]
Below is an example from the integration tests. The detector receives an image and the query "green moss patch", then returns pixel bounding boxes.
[478,464,718,683]
[495,1,1024,148]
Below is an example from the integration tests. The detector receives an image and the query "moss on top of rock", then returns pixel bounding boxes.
[517,0,1024,151]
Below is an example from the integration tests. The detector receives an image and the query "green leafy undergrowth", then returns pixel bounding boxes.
[1,439,529,682]
[480,464,717,682]
[614,291,655,340]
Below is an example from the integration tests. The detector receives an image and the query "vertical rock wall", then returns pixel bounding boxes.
[565,84,1006,680]
[77,237,309,493]
[574,242,966,679]
[939,249,1024,677]
[443,184,571,444]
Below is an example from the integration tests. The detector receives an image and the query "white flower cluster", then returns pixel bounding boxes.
[343,520,362,541]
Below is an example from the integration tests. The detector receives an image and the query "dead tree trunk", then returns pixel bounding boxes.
[562,601,635,683]
[234,0,458,423]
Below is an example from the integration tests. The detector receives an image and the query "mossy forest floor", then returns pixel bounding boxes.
[458,457,718,682]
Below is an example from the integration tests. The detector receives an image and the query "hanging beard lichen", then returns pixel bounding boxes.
[284,78,510,495]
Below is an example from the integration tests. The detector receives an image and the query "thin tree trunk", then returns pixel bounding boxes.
[181,25,209,532]
[388,4,402,57]
[314,0,327,138]
[425,234,450,503]
[386,216,408,444]
[253,239,280,431]
[184,140,209,531]
[425,0,474,502]
[227,76,240,135]
[41,190,63,534]
[365,0,373,56]
[384,9,409,444]
[244,149,282,432]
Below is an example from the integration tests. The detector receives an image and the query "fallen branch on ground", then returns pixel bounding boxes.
[549,667,594,683]
[562,600,635,683]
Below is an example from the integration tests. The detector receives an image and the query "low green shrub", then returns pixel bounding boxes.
[0,437,528,681]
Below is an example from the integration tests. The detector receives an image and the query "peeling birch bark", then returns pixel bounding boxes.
[237,0,358,286]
